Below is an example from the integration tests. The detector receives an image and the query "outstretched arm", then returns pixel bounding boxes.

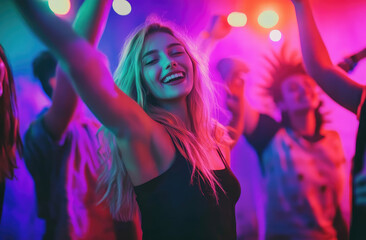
[43,0,112,140]
[291,0,363,113]
[14,0,154,139]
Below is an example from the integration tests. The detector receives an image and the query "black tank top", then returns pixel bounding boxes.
[134,146,241,240]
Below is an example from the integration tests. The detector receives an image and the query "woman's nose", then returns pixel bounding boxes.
[163,56,177,70]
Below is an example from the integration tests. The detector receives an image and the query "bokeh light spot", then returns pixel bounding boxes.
[269,29,282,42]
[227,12,247,27]
[113,0,132,16]
[48,0,70,16]
[258,10,279,28]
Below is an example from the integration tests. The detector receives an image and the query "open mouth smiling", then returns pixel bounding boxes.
[161,71,185,84]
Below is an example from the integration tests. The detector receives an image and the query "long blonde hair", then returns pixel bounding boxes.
[98,18,223,221]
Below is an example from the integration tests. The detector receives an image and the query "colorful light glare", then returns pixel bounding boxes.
[269,30,282,42]
[48,0,71,16]
[227,12,247,27]
[113,0,132,16]
[258,10,279,29]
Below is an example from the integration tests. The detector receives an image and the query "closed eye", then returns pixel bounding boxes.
[144,58,158,66]
[169,45,186,56]
[170,50,184,56]
[173,52,185,58]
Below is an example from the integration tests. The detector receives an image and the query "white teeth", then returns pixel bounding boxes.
[162,72,184,83]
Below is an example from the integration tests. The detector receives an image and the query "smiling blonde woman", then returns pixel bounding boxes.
[14,1,245,239]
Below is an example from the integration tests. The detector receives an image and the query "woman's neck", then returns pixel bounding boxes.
[159,98,191,129]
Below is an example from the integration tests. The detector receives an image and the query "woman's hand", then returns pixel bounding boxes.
[226,74,245,116]
[203,15,231,40]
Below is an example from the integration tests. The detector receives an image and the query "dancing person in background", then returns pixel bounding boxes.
[15,0,245,239]
[290,0,366,239]
[218,48,348,240]
[23,1,141,239]
[0,44,22,222]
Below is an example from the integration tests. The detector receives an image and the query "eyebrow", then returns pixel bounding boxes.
[142,43,183,59]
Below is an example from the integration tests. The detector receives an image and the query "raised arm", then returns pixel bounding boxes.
[198,15,232,57]
[291,0,363,113]
[225,72,245,148]
[217,58,260,140]
[14,0,154,139]
[72,0,112,48]
[43,0,112,140]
